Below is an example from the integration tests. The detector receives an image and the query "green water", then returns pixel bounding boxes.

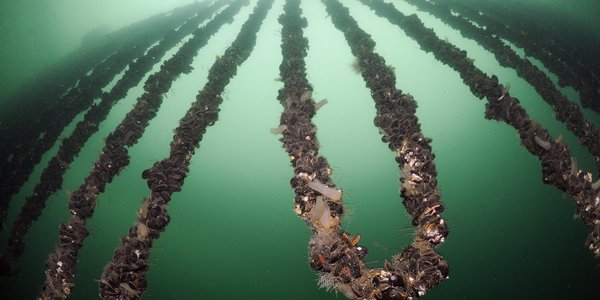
[1,0,600,299]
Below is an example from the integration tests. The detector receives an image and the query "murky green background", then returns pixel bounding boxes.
[1,0,600,299]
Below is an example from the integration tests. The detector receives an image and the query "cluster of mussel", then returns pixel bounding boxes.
[362,0,600,259]
[401,0,600,173]
[360,1,600,260]
[275,0,450,298]
[444,0,600,113]
[276,1,364,298]
[1,1,210,294]
[99,1,274,299]
[0,35,154,230]
[37,1,248,299]
[0,6,207,271]
[0,1,212,226]
[323,0,450,298]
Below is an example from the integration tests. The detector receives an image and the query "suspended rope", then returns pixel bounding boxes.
[0,1,204,179]
[0,1,206,172]
[0,0,597,298]
[277,0,449,298]
[276,1,363,298]
[0,0,227,277]
[359,0,600,256]
[399,0,600,173]
[98,0,273,298]
[276,0,354,296]
[452,0,600,100]
[440,0,600,113]
[37,1,248,298]
[0,4,207,232]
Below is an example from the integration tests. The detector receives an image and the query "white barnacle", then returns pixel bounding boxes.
[310,196,339,229]
[270,124,287,135]
[314,99,328,111]
[119,282,139,297]
[498,83,510,100]
[570,157,578,177]
[534,135,551,150]
[300,90,312,102]
[592,179,600,191]
[307,179,342,202]
[137,223,149,241]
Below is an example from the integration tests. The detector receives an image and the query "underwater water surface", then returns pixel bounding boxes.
[1,0,600,299]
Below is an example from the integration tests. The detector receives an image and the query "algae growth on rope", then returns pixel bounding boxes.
[0,0,599,299]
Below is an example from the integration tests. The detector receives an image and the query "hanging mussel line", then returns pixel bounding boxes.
[360,0,600,256]
[0,1,205,178]
[401,0,600,174]
[36,0,246,298]
[0,3,207,233]
[324,0,451,297]
[276,0,360,297]
[439,0,600,113]
[0,0,228,277]
[303,0,449,298]
[462,0,600,112]
[98,0,272,298]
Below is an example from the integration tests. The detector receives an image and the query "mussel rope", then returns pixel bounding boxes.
[440,0,600,113]
[0,4,205,232]
[37,1,247,298]
[360,0,600,256]
[398,0,600,173]
[98,0,273,299]
[277,0,450,298]
[0,0,226,277]
[0,1,205,177]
